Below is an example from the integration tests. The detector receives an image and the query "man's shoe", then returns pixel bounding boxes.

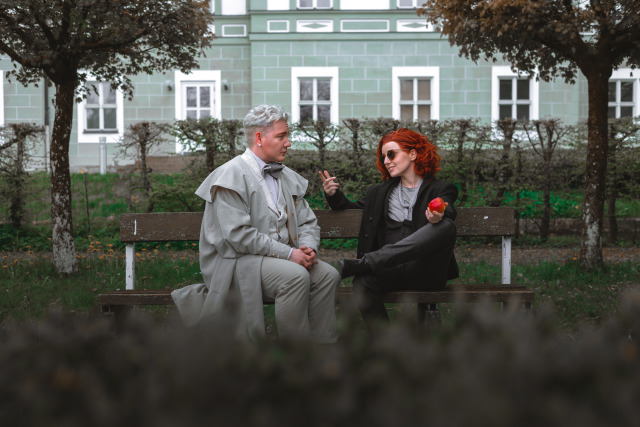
[337,258,371,279]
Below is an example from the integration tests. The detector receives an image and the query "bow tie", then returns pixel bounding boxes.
[262,162,284,179]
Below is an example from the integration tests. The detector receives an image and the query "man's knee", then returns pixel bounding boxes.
[276,263,311,295]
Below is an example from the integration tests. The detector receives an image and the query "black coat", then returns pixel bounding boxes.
[326,176,459,280]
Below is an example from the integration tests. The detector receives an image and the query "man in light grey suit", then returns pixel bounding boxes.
[172,105,340,343]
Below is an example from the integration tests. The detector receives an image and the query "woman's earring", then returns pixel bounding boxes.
[258,143,262,147]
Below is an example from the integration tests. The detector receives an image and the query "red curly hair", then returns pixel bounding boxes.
[376,128,441,180]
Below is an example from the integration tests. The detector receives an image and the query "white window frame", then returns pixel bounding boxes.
[341,0,387,9]
[608,68,639,119]
[174,70,222,152]
[392,67,440,121]
[76,75,124,144]
[291,67,339,124]
[491,66,539,123]
[221,0,246,15]
[297,0,333,9]
[397,0,420,8]
[267,0,289,10]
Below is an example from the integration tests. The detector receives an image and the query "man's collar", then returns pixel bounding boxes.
[247,148,267,169]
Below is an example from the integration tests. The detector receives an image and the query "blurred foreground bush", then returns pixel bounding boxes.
[2,292,640,427]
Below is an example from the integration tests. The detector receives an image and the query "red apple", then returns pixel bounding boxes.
[428,197,446,214]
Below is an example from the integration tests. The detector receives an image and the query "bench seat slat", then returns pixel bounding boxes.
[98,285,535,308]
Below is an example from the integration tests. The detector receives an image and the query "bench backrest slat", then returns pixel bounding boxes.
[119,207,514,243]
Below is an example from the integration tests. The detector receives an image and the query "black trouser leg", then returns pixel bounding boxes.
[352,272,396,332]
[364,218,456,272]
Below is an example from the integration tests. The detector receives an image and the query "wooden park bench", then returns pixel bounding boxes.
[97,207,535,324]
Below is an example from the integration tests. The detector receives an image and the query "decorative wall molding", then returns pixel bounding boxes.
[222,24,247,37]
[397,19,433,32]
[340,19,389,32]
[267,20,290,33]
[296,20,334,33]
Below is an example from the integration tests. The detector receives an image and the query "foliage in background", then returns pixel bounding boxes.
[116,122,173,213]
[0,123,43,229]
[1,117,639,252]
[0,0,214,275]
[2,288,640,426]
[418,0,640,269]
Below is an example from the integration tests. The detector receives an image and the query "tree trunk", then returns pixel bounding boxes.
[607,139,618,244]
[579,70,610,269]
[50,82,78,274]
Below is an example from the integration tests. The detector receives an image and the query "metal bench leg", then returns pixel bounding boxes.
[417,303,441,327]
[101,305,132,331]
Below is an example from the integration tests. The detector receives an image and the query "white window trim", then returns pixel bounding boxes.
[609,68,639,118]
[221,24,247,37]
[291,67,339,123]
[174,70,222,153]
[0,71,4,127]
[397,0,420,8]
[221,0,246,15]
[76,75,124,144]
[297,0,333,9]
[392,67,440,121]
[491,66,539,123]
[267,0,289,10]
[341,0,387,9]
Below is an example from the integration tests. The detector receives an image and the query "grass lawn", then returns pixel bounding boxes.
[2,245,638,334]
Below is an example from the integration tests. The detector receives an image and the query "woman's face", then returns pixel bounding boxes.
[381,141,416,179]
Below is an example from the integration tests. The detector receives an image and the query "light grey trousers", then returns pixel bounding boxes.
[261,257,340,343]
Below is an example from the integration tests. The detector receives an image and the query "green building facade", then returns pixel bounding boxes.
[1,0,638,169]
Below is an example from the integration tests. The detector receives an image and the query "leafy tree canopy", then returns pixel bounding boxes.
[0,0,214,96]
[419,0,640,82]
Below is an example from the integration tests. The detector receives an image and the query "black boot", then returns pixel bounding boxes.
[337,257,371,279]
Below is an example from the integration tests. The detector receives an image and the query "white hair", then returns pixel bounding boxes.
[243,105,290,146]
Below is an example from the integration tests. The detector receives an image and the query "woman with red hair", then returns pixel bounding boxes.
[320,128,459,332]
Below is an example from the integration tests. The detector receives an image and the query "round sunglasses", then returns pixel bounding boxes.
[379,148,411,164]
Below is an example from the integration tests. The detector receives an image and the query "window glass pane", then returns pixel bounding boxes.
[608,107,616,118]
[186,110,198,120]
[516,105,529,121]
[621,81,633,102]
[398,0,414,7]
[417,79,430,101]
[300,79,313,101]
[317,105,331,122]
[400,105,413,122]
[621,106,633,117]
[200,86,211,108]
[608,82,617,102]
[516,79,529,100]
[317,79,331,101]
[417,105,431,121]
[299,0,313,8]
[317,0,331,7]
[86,108,100,129]
[400,79,413,101]
[200,109,211,118]
[300,105,313,121]
[103,83,116,104]
[186,87,197,107]
[86,83,100,104]
[103,108,117,129]
[499,105,512,120]
[499,79,512,100]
